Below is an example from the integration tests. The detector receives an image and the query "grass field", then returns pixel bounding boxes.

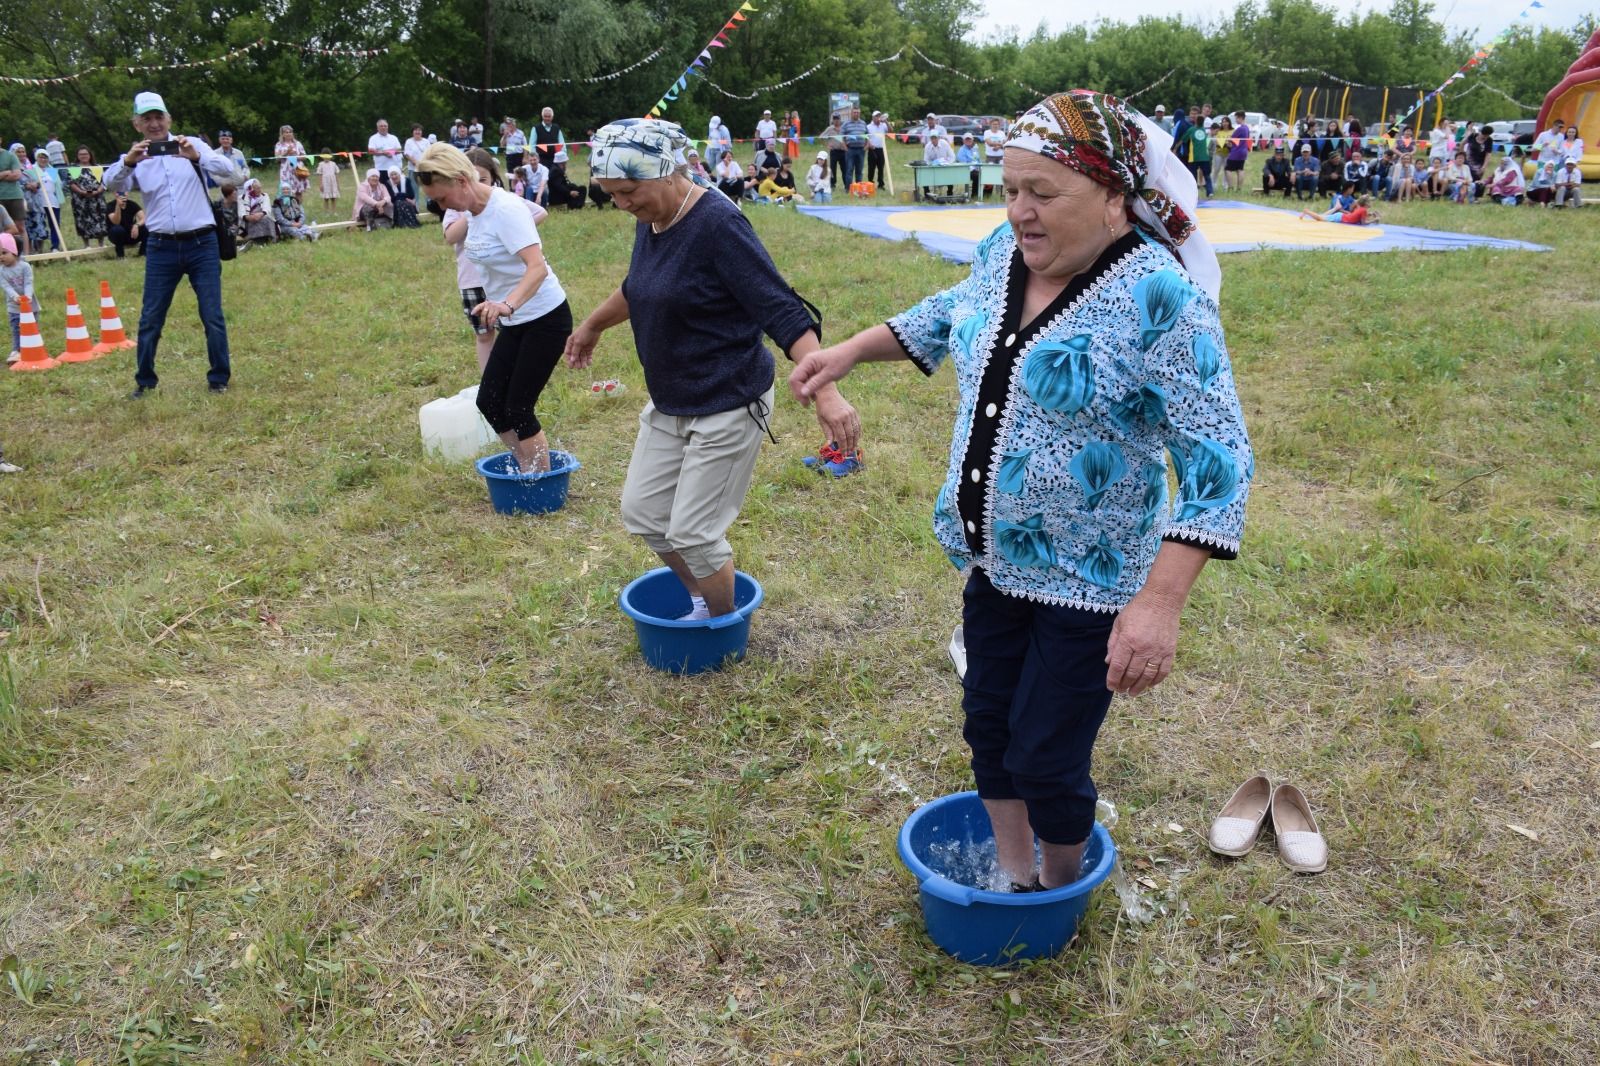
[3,145,1598,1064]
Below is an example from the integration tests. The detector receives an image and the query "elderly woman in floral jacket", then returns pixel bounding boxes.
[792,91,1253,892]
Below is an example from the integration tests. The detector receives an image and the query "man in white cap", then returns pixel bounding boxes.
[755,109,778,153]
[101,90,237,397]
[921,113,947,143]
[866,110,890,188]
[1153,103,1172,133]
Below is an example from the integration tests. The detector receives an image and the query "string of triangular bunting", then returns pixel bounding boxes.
[648,1,759,118]
[1389,3,1544,133]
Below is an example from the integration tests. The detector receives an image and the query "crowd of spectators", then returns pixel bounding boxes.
[9,102,1584,259]
[1156,105,1586,212]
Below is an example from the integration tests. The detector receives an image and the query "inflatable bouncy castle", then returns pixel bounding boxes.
[1536,28,1600,180]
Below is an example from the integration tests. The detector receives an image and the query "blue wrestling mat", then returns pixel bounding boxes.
[797,199,1550,263]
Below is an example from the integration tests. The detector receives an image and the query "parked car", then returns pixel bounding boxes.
[1483,119,1537,147]
[898,114,1002,144]
[1240,113,1290,144]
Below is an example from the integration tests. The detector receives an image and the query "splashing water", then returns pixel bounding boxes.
[1109,857,1159,923]
[866,757,926,807]
[925,834,1015,893]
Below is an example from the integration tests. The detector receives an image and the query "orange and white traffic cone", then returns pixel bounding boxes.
[9,295,58,372]
[57,286,101,363]
[92,280,136,354]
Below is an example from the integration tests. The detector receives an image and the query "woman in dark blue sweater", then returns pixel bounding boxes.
[564,119,859,619]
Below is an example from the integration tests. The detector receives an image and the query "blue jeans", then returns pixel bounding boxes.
[135,231,230,389]
[845,146,866,186]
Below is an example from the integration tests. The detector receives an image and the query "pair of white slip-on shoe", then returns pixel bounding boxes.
[1207,774,1328,874]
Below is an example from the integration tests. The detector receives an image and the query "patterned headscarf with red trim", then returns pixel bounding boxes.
[1004,90,1221,299]
[1006,90,1194,248]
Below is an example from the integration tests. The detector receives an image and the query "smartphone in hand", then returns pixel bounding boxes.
[146,139,182,157]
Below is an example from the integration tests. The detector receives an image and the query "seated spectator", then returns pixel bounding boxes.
[537,150,584,210]
[215,181,243,238]
[1391,156,1417,202]
[922,132,955,164]
[1488,157,1526,205]
[806,150,831,202]
[715,153,749,202]
[1298,194,1378,225]
[757,161,798,203]
[1369,150,1395,200]
[105,193,146,258]
[752,145,783,175]
[684,149,711,184]
[1292,145,1319,200]
[353,169,394,230]
[1318,152,1343,196]
[273,183,319,240]
[1444,153,1474,203]
[1343,149,1369,194]
[390,170,421,228]
[450,121,474,151]
[1262,146,1292,197]
[1423,157,1449,200]
[517,158,549,205]
[1329,183,1356,213]
[1527,161,1557,207]
[240,178,277,245]
[1554,159,1583,207]
[773,158,800,199]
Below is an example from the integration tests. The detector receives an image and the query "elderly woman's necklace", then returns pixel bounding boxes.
[653,183,696,234]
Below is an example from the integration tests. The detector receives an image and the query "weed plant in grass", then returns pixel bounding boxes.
[2,146,1597,1063]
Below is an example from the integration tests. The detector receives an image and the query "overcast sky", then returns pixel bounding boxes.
[972,0,1591,42]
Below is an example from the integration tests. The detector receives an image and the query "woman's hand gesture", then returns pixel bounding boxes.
[563,322,602,369]
[788,345,857,405]
[812,388,862,455]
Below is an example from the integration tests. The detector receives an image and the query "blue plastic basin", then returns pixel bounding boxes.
[618,567,764,674]
[897,791,1116,965]
[476,450,579,515]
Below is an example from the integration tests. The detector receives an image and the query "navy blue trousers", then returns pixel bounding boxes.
[961,568,1117,846]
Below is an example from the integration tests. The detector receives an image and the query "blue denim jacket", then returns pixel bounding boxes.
[887,224,1253,612]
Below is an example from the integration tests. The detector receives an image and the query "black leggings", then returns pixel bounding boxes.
[477,301,572,440]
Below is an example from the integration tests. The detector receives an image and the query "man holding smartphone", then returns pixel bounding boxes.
[101,91,237,398]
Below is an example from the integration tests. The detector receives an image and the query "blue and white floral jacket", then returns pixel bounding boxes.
[887,225,1253,612]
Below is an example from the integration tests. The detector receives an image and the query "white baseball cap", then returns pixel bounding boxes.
[1154,104,1166,112]
[133,91,168,115]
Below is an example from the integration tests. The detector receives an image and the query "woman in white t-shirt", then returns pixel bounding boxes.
[440,149,549,371]
[420,143,569,473]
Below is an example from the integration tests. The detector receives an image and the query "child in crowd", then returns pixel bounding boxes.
[316,153,341,208]
[806,151,831,202]
[757,160,800,203]
[2,232,37,365]
[1445,152,1474,203]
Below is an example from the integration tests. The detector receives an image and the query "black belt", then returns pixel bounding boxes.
[148,227,214,242]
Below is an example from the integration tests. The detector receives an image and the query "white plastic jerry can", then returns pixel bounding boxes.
[419,385,497,460]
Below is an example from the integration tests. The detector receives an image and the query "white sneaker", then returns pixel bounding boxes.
[6,350,18,365]
[947,624,967,680]
[0,461,22,474]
